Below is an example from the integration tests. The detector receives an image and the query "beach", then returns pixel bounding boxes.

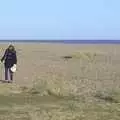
[0,43,120,119]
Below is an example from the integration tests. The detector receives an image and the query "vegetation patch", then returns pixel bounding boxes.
[94,90,120,103]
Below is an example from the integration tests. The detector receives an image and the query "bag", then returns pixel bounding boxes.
[10,64,17,72]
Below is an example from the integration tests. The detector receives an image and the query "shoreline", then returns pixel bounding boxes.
[0,40,120,44]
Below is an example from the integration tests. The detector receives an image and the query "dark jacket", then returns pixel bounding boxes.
[1,49,17,68]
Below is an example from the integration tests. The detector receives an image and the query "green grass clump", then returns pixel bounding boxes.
[71,51,97,61]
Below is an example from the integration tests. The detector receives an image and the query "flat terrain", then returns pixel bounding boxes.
[0,43,120,120]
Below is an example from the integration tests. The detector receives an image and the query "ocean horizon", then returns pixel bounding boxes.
[0,40,120,44]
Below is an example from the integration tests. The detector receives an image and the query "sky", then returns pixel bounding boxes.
[0,0,120,40]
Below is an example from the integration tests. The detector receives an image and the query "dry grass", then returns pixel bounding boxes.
[0,43,120,119]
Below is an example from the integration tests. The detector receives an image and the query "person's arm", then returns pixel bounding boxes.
[1,49,7,62]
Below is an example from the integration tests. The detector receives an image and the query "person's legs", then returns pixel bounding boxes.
[5,67,8,81]
[9,68,13,81]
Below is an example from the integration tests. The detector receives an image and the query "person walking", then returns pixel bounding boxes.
[1,44,17,83]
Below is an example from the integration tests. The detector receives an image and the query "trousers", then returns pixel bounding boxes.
[5,67,13,81]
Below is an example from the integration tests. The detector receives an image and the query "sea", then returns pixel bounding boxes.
[0,40,120,44]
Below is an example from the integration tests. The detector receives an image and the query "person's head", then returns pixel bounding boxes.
[8,44,15,51]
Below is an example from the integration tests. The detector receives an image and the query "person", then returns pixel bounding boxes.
[1,44,17,83]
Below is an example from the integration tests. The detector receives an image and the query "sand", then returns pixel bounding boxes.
[0,43,120,95]
[0,43,120,119]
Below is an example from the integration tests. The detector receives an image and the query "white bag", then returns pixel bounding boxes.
[10,64,17,72]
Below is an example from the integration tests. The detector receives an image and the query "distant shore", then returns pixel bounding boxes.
[0,40,120,44]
